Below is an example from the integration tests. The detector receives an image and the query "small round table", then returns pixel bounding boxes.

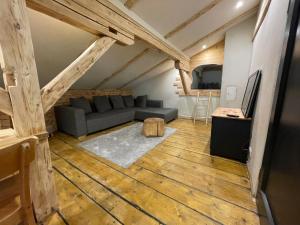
[143,118,165,137]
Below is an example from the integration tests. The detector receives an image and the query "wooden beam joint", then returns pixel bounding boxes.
[175,60,190,72]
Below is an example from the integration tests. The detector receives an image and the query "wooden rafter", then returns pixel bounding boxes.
[0,88,13,116]
[182,6,258,51]
[164,0,223,39]
[91,0,189,65]
[105,0,225,89]
[41,37,116,113]
[129,6,258,94]
[26,0,190,67]
[121,58,170,88]
[124,0,139,9]
[94,47,150,89]
[95,0,219,88]
[0,0,57,220]
[27,0,134,45]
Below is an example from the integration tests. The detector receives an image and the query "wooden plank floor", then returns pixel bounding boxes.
[47,119,260,225]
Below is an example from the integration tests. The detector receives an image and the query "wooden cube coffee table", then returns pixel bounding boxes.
[143,118,165,137]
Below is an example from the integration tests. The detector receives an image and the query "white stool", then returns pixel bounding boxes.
[192,91,212,125]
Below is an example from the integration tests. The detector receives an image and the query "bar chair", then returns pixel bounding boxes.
[192,91,212,125]
[0,137,38,225]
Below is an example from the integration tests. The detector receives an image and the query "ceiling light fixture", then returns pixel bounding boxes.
[202,45,207,49]
[236,1,244,9]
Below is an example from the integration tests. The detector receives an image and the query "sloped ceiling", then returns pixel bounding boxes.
[0,0,259,89]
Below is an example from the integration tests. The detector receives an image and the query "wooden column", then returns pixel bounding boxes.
[175,60,191,95]
[0,0,57,221]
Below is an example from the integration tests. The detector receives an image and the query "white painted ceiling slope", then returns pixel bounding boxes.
[0,0,259,89]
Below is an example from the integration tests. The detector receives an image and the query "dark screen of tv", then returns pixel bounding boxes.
[241,70,262,118]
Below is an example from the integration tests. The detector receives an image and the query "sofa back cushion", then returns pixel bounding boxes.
[110,96,125,109]
[93,96,112,113]
[135,95,147,108]
[70,97,92,113]
[123,95,134,108]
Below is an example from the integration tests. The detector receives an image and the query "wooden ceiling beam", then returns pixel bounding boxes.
[93,47,150,89]
[124,6,258,92]
[26,0,134,45]
[0,88,13,116]
[182,6,258,51]
[77,0,189,66]
[164,0,223,39]
[41,37,116,113]
[124,0,139,9]
[27,0,189,66]
[121,58,170,88]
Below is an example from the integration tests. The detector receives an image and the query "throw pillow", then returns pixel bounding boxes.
[109,96,125,109]
[93,96,112,113]
[135,95,147,108]
[123,95,135,108]
[70,97,92,113]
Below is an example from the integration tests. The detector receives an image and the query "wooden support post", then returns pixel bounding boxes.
[178,69,189,95]
[41,37,116,113]
[0,0,57,221]
[175,60,191,95]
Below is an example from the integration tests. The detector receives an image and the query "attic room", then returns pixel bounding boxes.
[0,0,299,225]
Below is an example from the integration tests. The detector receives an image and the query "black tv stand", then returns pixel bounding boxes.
[210,107,252,163]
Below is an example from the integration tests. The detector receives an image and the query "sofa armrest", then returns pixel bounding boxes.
[146,99,163,108]
[54,106,87,137]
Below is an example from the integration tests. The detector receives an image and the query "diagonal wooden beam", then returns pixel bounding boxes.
[124,0,139,9]
[94,48,150,89]
[182,6,258,51]
[27,0,189,66]
[0,88,13,116]
[82,0,189,65]
[41,37,116,113]
[123,6,257,92]
[121,58,170,88]
[178,69,190,95]
[164,0,223,39]
[27,0,134,45]
[95,0,216,87]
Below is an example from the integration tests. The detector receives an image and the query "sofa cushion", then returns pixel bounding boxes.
[135,107,178,122]
[86,109,135,133]
[70,97,92,114]
[123,95,135,108]
[135,95,147,108]
[93,96,112,113]
[110,96,125,109]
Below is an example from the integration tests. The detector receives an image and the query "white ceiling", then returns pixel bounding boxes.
[0,0,259,89]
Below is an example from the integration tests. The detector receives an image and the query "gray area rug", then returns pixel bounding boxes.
[79,122,176,168]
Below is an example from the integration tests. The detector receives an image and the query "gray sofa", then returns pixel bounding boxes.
[55,95,178,137]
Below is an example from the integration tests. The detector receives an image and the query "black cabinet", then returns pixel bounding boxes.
[210,107,251,163]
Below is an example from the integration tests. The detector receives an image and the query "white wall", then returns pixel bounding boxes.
[248,0,290,195]
[220,16,256,108]
[133,69,219,118]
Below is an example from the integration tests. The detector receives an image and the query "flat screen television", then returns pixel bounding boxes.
[241,70,262,118]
